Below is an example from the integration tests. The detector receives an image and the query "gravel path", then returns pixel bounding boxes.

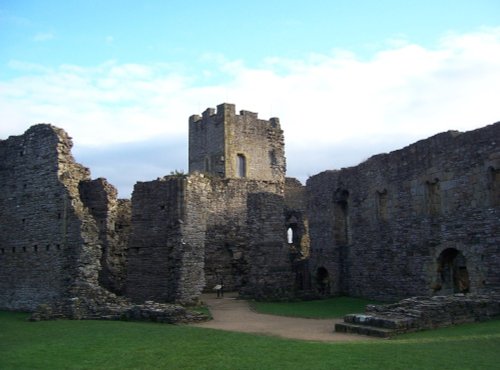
[191,293,375,342]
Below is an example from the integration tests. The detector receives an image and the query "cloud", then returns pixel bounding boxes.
[73,136,187,197]
[1,27,500,197]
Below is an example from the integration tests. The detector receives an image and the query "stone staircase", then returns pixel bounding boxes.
[335,293,500,338]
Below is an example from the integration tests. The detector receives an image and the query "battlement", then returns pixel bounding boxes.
[189,103,280,129]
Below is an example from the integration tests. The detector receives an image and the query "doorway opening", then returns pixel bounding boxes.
[316,267,330,295]
[436,248,470,294]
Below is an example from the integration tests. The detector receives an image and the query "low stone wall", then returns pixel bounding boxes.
[335,293,500,337]
[29,284,208,324]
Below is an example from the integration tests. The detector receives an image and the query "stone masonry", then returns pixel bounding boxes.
[0,125,111,310]
[189,103,285,182]
[125,172,289,304]
[335,293,500,337]
[307,123,500,301]
[0,104,499,327]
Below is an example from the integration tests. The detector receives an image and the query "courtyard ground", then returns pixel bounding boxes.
[191,293,375,342]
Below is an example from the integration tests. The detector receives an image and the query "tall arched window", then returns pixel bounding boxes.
[237,154,246,178]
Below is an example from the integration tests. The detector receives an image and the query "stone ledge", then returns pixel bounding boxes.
[29,285,209,324]
[335,293,500,337]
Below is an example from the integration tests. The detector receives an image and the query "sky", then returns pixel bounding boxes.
[1,0,500,198]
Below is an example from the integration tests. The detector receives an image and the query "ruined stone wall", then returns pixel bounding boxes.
[284,177,311,290]
[189,104,285,182]
[126,175,207,304]
[125,173,286,301]
[307,123,500,301]
[0,124,102,310]
[241,192,294,299]
[79,178,130,294]
[202,177,283,292]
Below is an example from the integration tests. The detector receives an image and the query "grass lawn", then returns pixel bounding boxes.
[250,296,384,318]
[1,311,499,370]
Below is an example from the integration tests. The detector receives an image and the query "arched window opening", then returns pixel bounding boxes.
[237,154,246,178]
[287,227,293,244]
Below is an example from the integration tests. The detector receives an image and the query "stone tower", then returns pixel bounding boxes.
[188,103,286,182]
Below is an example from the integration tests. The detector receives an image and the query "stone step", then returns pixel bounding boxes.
[343,313,416,330]
[335,322,395,338]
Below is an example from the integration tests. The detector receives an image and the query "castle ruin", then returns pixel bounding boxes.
[0,103,499,319]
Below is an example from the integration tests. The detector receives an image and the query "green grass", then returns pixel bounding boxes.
[250,296,384,318]
[1,311,499,370]
[188,305,211,318]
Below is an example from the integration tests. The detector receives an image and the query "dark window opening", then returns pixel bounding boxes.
[333,189,349,245]
[46,245,50,251]
[376,189,388,221]
[488,166,499,206]
[426,178,441,215]
[269,150,277,166]
[237,154,246,178]
[34,245,38,252]
[22,246,26,252]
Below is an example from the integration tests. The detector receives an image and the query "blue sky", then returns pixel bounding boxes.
[1,1,500,197]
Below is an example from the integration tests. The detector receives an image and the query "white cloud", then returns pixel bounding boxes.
[1,28,500,196]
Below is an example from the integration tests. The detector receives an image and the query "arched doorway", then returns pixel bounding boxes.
[436,248,470,294]
[316,267,330,295]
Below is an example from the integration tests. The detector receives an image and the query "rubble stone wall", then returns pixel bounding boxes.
[0,125,102,310]
[241,192,294,299]
[126,177,186,303]
[126,173,286,301]
[79,178,130,294]
[202,177,283,292]
[307,123,500,301]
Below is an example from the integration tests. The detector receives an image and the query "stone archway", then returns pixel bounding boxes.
[316,267,330,295]
[435,248,470,294]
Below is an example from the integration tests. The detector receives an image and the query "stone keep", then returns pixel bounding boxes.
[126,103,293,303]
[189,103,285,182]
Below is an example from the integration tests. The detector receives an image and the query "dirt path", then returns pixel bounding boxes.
[191,293,375,342]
